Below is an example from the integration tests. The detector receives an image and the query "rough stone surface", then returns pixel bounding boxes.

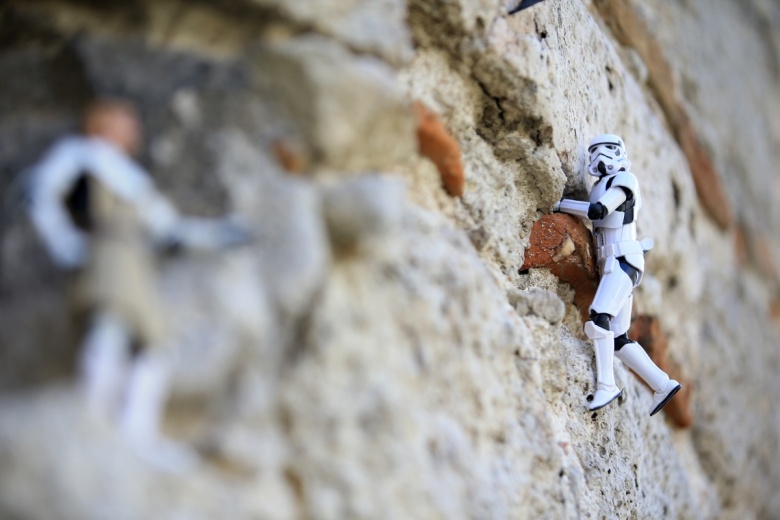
[251,35,416,174]
[248,0,413,66]
[322,175,405,252]
[594,0,733,229]
[1,0,780,519]
[507,287,566,324]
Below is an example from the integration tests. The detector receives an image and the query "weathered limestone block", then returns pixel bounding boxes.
[401,46,566,283]
[276,207,700,520]
[252,35,416,173]
[214,131,331,329]
[248,0,413,66]
[322,175,405,253]
[507,287,566,324]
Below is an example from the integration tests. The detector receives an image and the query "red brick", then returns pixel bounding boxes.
[751,234,778,282]
[771,295,780,323]
[413,101,465,197]
[675,117,732,229]
[737,224,779,283]
[734,224,749,267]
[271,139,309,174]
[521,213,598,324]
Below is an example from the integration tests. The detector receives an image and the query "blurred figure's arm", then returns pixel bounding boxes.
[28,139,89,268]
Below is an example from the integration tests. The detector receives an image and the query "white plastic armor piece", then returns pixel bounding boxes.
[28,137,247,268]
[615,343,681,416]
[584,321,621,410]
[554,199,590,219]
[587,133,631,177]
[555,134,680,414]
[28,137,178,268]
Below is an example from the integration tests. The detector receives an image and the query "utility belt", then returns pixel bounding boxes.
[596,238,654,262]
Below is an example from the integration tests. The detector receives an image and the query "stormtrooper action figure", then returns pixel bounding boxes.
[554,134,681,415]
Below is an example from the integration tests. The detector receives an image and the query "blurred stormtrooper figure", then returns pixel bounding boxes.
[26,99,248,470]
[554,134,681,415]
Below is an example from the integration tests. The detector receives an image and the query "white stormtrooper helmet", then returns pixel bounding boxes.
[587,133,631,177]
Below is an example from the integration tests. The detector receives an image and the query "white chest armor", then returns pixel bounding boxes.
[589,172,647,274]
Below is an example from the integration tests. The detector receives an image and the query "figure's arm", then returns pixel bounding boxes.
[88,140,181,244]
[28,140,89,268]
[554,186,628,221]
[554,198,590,219]
[89,141,249,251]
[585,186,628,220]
[30,190,89,268]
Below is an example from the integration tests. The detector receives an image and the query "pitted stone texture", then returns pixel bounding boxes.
[214,130,330,331]
[508,287,566,324]
[252,35,416,174]
[277,208,700,519]
[400,48,565,283]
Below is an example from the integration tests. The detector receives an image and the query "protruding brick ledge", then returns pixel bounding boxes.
[413,101,465,197]
[594,0,732,229]
[520,213,598,324]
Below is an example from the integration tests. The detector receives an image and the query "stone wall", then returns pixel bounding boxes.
[1,0,779,518]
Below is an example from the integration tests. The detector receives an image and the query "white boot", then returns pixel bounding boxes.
[615,342,681,416]
[122,352,199,473]
[584,321,622,411]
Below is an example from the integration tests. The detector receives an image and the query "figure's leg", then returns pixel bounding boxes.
[80,310,131,419]
[612,295,681,416]
[585,265,634,411]
[121,348,199,472]
[585,316,620,411]
[121,349,168,446]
